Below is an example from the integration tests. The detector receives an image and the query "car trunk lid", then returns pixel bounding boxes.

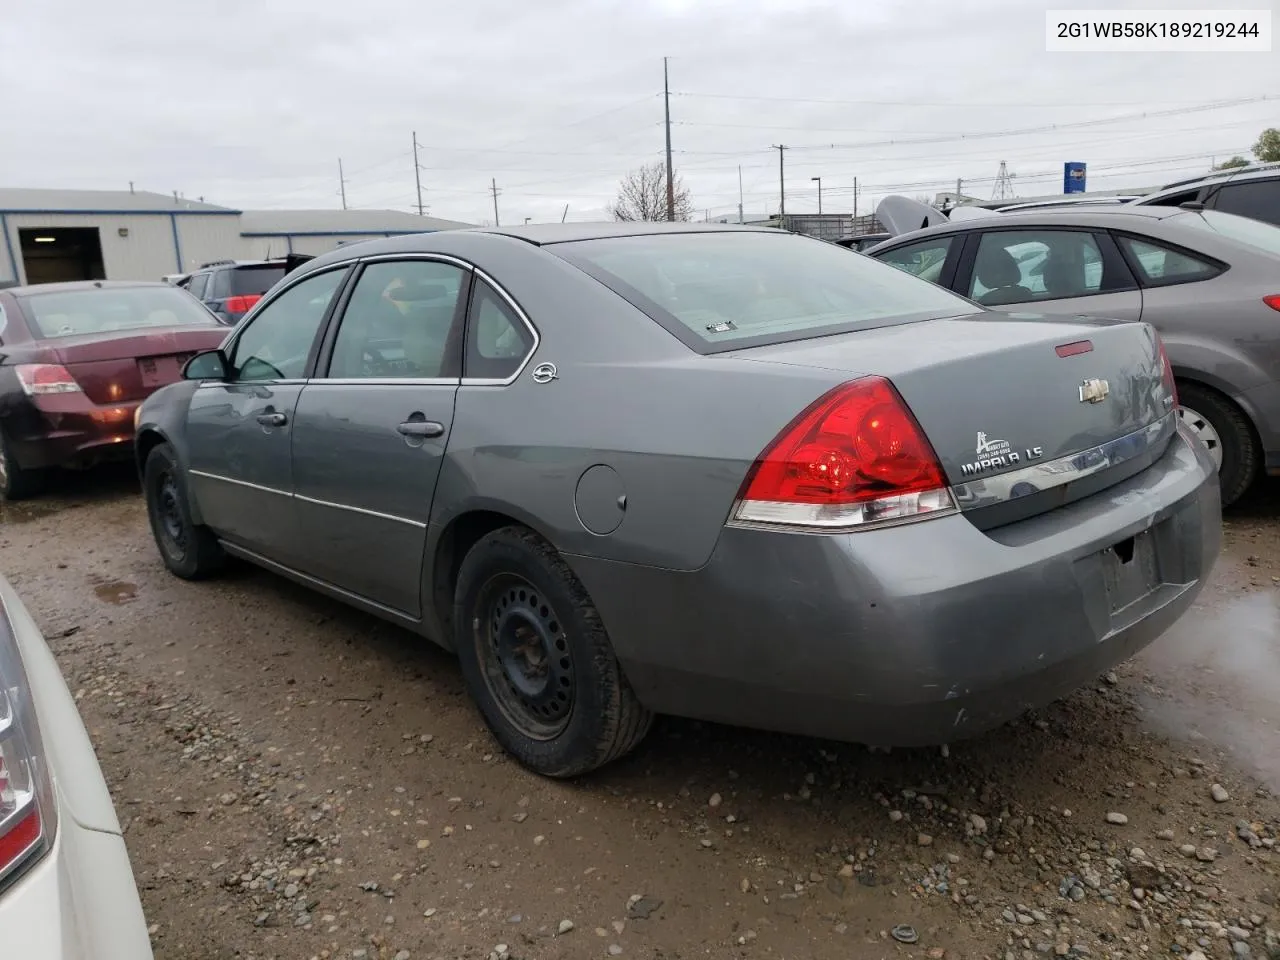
[52,326,228,403]
[725,314,1176,526]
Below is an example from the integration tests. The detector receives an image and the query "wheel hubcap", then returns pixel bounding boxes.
[478,576,574,739]
[1178,405,1224,469]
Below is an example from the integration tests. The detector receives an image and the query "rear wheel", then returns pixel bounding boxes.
[0,429,46,501]
[1177,381,1257,507]
[453,526,653,778]
[143,442,225,579]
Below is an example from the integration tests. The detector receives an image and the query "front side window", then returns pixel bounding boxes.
[1211,180,1280,228]
[20,285,222,340]
[875,237,954,285]
[327,260,466,380]
[968,230,1111,305]
[466,279,534,380]
[556,231,973,352]
[1117,235,1220,284]
[229,268,346,381]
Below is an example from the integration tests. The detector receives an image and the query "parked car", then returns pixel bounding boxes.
[1131,164,1280,228]
[0,280,229,499]
[0,574,154,957]
[179,259,291,325]
[833,232,891,253]
[869,198,1280,505]
[135,223,1219,778]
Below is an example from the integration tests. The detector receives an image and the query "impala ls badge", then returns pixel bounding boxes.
[960,431,1044,477]
[530,362,559,384]
[1079,378,1109,403]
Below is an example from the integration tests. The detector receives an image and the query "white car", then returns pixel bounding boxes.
[0,575,153,959]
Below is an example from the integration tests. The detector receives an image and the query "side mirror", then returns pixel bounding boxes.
[183,349,229,381]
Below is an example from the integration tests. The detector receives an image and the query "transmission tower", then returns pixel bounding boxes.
[991,161,1017,201]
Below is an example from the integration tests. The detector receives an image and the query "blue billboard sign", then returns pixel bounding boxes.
[1064,162,1087,194]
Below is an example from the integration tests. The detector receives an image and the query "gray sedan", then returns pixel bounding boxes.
[135,223,1220,777]
[869,204,1280,505]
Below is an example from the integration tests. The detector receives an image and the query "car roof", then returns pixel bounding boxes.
[5,280,172,297]
[475,221,780,246]
[1137,165,1280,203]
[876,205,1188,247]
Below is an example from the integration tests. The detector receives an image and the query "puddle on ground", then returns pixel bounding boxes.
[93,580,138,605]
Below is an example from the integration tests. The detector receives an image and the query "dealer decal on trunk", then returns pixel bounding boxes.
[961,431,1045,477]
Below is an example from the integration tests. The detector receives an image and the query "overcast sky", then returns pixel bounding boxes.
[1,0,1276,224]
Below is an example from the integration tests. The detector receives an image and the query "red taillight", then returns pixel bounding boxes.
[14,363,82,396]
[224,294,262,314]
[732,376,955,530]
[1264,295,1280,312]
[1156,337,1178,408]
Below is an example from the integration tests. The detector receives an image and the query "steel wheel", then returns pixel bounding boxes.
[151,468,190,563]
[475,573,575,741]
[1178,404,1224,470]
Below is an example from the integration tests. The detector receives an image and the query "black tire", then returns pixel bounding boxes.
[453,526,653,778]
[0,429,46,501]
[143,442,225,579]
[1177,382,1258,508]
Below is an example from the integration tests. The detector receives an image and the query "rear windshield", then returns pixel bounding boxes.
[228,265,286,296]
[554,231,975,352]
[1172,210,1280,257]
[21,285,218,339]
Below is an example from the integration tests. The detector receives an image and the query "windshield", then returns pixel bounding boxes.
[555,231,975,352]
[21,285,218,339]
[1172,210,1280,258]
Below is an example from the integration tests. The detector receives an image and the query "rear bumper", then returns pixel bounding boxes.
[2,806,154,960]
[570,423,1221,747]
[2,393,138,470]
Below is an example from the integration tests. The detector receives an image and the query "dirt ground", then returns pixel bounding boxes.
[1,466,1277,960]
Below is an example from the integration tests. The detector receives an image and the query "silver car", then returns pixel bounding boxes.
[135,223,1220,777]
[869,203,1280,505]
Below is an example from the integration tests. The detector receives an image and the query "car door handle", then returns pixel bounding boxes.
[256,412,288,427]
[397,420,444,438]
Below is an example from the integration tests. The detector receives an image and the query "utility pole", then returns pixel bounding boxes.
[338,158,348,210]
[955,176,963,207]
[412,132,424,216]
[772,144,788,218]
[663,57,675,221]
[491,178,501,226]
[853,176,858,221]
[738,165,744,224]
[811,176,823,215]
[561,203,569,223]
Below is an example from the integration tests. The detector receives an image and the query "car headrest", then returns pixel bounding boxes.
[975,246,1021,289]
[387,280,451,303]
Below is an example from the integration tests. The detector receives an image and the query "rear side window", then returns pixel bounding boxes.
[1117,236,1221,285]
[186,273,210,299]
[1211,180,1280,227]
[465,279,534,380]
[556,231,973,352]
[876,238,953,284]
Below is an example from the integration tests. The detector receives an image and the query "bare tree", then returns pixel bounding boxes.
[609,161,693,222]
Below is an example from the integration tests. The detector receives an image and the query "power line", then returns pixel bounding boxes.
[672,90,1278,108]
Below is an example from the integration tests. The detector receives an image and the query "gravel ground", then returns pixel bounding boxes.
[1,465,1278,960]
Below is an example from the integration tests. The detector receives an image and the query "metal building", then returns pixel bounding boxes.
[0,188,242,286]
[238,210,473,258]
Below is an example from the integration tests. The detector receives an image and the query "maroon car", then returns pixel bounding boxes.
[0,280,229,499]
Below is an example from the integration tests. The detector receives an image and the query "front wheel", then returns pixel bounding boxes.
[1176,382,1258,508]
[453,526,653,778]
[143,442,225,579]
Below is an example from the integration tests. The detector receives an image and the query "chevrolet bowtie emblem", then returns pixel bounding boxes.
[1078,378,1109,403]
